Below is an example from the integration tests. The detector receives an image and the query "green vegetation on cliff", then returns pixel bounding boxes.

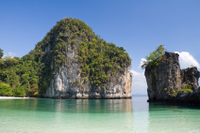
[142,45,165,86]
[0,17,131,97]
[173,84,194,96]
[141,45,165,69]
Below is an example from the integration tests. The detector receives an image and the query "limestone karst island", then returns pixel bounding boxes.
[1,17,200,133]
[0,18,200,105]
[142,45,200,104]
[0,18,132,99]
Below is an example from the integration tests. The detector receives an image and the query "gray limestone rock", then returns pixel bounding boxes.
[145,52,200,104]
[45,43,132,99]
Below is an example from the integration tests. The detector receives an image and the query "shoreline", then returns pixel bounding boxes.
[0,96,36,99]
[0,96,133,99]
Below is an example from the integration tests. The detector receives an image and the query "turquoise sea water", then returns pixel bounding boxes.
[0,96,200,133]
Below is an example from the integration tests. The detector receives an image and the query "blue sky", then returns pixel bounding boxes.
[1,0,200,95]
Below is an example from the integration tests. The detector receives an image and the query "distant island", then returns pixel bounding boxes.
[132,94,147,97]
[0,17,132,99]
[142,45,200,104]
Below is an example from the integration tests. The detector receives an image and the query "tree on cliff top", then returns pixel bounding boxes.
[141,45,165,69]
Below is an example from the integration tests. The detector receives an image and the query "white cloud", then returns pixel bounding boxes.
[131,70,147,95]
[8,52,16,56]
[175,51,200,69]
[139,58,147,68]
[2,54,7,58]
[2,52,16,58]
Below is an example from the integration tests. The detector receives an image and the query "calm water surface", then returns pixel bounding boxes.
[0,96,200,133]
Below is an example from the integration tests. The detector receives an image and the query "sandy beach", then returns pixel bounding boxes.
[0,96,33,99]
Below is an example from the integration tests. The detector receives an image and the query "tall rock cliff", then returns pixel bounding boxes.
[45,65,132,98]
[32,18,132,98]
[145,52,200,103]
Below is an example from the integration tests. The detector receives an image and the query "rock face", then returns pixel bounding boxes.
[181,67,200,90]
[145,52,200,103]
[39,18,132,99]
[45,45,132,99]
[45,64,132,99]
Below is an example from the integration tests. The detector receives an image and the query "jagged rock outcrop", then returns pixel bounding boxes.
[34,18,132,99]
[181,67,200,90]
[145,52,200,103]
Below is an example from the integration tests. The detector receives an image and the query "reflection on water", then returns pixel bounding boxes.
[0,98,133,113]
[0,97,200,133]
[0,98,134,133]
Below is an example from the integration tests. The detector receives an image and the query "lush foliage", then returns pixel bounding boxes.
[0,82,27,97]
[0,48,3,59]
[0,17,131,96]
[0,82,12,96]
[141,45,165,69]
[172,84,193,96]
[78,40,131,87]
[0,55,40,97]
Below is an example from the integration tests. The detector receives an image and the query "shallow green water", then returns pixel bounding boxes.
[0,97,200,133]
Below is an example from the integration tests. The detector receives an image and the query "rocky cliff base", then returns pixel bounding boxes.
[147,87,200,105]
[45,65,132,99]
